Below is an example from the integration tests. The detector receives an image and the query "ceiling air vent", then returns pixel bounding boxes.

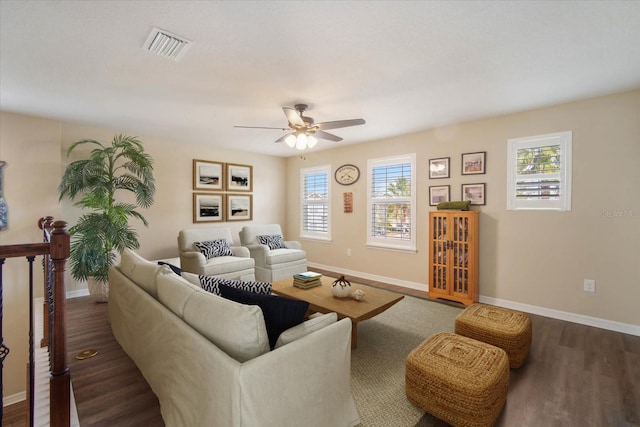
[144,27,191,61]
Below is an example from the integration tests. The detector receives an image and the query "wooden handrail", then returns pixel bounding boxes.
[0,218,70,427]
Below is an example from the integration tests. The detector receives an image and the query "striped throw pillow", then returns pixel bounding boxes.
[194,239,234,259]
[199,276,272,296]
[256,234,286,250]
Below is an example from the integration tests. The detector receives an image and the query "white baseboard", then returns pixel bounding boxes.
[67,288,90,299]
[3,391,26,407]
[307,262,640,337]
[479,295,640,337]
[308,262,425,292]
[33,287,89,301]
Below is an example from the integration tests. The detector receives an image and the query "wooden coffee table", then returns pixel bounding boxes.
[271,276,404,348]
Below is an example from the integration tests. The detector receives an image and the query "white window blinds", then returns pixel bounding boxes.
[507,131,572,211]
[367,154,416,251]
[300,165,331,240]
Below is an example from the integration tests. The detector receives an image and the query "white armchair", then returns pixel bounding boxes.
[178,227,255,280]
[239,224,307,282]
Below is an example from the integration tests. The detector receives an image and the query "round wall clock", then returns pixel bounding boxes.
[335,164,360,185]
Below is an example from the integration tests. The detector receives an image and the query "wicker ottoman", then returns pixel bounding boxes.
[406,332,509,427]
[455,303,532,368]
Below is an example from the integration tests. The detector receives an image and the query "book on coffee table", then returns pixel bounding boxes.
[294,271,322,280]
[293,278,321,289]
[293,272,322,289]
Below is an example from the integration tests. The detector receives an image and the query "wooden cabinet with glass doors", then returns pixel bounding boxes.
[428,211,479,306]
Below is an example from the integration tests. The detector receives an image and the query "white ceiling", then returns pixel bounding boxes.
[1,1,639,157]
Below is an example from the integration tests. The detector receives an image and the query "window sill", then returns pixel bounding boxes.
[300,236,333,243]
[365,243,417,254]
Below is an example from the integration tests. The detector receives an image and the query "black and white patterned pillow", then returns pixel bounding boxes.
[256,234,287,250]
[199,275,272,296]
[194,239,233,259]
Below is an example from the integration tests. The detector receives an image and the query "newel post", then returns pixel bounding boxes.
[39,216,54,348]
[49,220,70,427]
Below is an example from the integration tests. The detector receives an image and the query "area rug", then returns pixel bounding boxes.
[350,294,463,426]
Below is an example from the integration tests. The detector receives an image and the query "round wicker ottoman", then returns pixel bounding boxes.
[405,332,509,427]
[455,303,532,368]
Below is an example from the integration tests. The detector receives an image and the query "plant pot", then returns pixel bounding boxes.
[87,276,109,303]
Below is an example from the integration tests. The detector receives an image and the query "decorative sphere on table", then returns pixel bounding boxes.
[331,275,352,298]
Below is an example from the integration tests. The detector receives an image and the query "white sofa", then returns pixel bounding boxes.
[178,227,255,280]
[239,224,307,282]
[109,249,360,427]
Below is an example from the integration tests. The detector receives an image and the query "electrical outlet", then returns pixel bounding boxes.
[347,248,352,257]
[584,279,596,293]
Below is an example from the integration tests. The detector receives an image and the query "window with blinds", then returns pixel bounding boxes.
[300,165,331,240]
[507,131,572,211]
[367,154,416,251]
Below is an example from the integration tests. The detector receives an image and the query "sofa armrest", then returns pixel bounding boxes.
[284,240,302,250]
[180,251,206,274]
[237,318,360,427]
[230,246,250,258]
[244,244,269,267]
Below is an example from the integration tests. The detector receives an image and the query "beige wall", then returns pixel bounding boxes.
[1,112,286,401]
[59,123,287,292]
[0,111,62,398]
[285,90,640,326]
[1,89,638,401]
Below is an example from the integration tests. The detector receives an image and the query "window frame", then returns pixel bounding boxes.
[506,130,572,211]
[366,153,417,252]
[300,165,331,241]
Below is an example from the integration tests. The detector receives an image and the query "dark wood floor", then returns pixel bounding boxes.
[3,297,163,427]
[4,272,640,426]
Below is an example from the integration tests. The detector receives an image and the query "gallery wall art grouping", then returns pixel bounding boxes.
[428,152,487,206]
[192,159,253,222]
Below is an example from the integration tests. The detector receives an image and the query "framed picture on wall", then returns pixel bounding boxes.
[462,183,486,205]
[429,157,450,179]
[193,193,224,222]
[193,159,224,191]
[461,151,486,175]
[226,163,253,192]
[429,185,450,206]
[226,194,253,221]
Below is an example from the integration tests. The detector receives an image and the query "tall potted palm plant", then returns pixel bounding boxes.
[59,134,155,302]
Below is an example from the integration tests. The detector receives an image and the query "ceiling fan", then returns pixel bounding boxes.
[234,104,365,150]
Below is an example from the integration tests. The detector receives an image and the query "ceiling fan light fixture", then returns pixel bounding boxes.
[295,133,308,150]
[284,134,296,148]
[234,104,365,150]
[307,135,318,148]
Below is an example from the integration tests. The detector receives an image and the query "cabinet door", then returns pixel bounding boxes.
[429,213,449,296]
[451,214,472,299]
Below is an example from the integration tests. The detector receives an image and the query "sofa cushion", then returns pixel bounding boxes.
[199,276,271,296]
[200,255,254,275]
[156,267,202,318]
[120,248,162,298]
[180,271,201,286]
[257,234,287,250]
[219,284,309,349]
[194,239,233,259]
[265,248,307,265]
[275,312,338,349]
[182,289,270,362]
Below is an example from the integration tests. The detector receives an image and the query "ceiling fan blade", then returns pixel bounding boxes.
[234,125,289,130]
[315,130,343,142]
[283,107,305,127]
[275,133,294,143]
[315,118,365,131]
